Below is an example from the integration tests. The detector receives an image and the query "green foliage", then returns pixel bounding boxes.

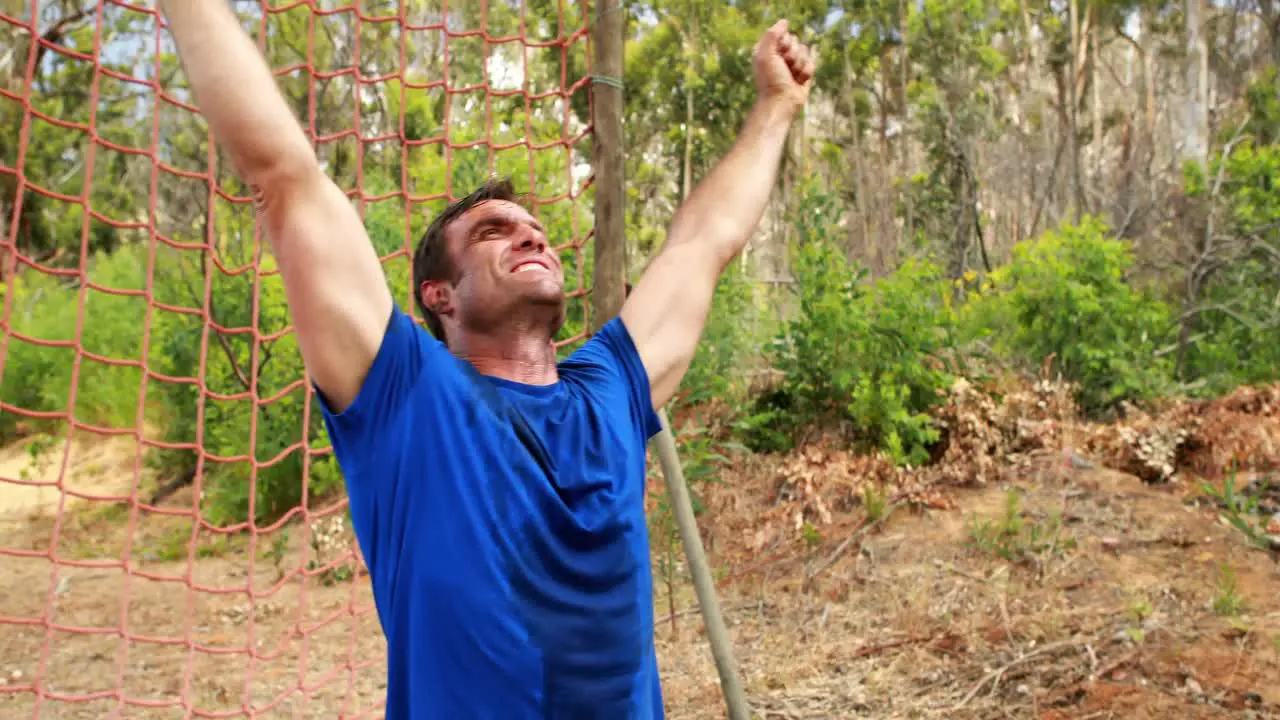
[1179,254,1280,395]
[1180,100,1280,394]
[0,248,153,439]
[963,216,1174,414]
[1242,67,1280,146]
[761,184,956,465]
[677,260,766,408]
[1199,474,1274,551]
[1213,562,1245,617]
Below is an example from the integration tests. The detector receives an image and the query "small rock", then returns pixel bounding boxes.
[1101,537,1120,554]
[10,669,21,680]
[1062,447,1095,470]
[1186,677,1203,694]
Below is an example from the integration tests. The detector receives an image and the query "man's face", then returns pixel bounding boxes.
[428,198,566,334]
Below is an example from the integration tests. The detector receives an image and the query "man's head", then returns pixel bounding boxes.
[412,178,566,346]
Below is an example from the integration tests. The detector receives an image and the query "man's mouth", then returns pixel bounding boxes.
[512,259,549,274]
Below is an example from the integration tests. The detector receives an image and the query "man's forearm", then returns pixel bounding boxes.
[665,98,798,264]
[159,1,315,186]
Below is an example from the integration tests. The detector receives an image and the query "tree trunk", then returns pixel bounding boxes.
[1141,6,1157,142]
[1091,22,1103,187]
[1183,0,1209,167]
[898,0,914,248]
[1067,0,1088,219]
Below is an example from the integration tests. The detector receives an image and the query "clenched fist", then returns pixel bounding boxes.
[752,20,815,110]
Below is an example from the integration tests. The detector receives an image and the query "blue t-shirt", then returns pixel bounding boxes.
[317,305,665,719]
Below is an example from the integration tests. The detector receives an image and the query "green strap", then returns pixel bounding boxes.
[590,75,624,90]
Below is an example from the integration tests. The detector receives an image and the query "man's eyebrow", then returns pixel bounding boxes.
[468,217,507,237]
[467,212,541,239]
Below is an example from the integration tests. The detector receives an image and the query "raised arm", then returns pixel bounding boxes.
[158,1,393,413]
[620,20,815,408]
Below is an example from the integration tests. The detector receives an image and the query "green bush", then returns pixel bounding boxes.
[0,247,154,440]
[757,184,956,466]
[147,250,346,527]
[1180,138,1280,394]
[962,216,1174,415]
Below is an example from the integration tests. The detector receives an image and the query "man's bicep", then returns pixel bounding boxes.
[619,243,721,408]
[259,170,397,413]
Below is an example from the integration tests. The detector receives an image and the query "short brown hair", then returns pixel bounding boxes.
[412,177,521,342]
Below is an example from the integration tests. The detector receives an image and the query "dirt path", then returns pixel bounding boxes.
[1,437,1278,718]
[0,434,147,521]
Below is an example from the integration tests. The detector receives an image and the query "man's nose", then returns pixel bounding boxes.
[514,227,547,252]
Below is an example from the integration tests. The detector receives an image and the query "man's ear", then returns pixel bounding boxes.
[420,280,454,318]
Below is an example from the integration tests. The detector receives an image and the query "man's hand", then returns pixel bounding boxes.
[753,20,816,111]
[621,20,815,410]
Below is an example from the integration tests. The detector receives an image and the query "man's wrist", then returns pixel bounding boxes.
[751,94,803,128]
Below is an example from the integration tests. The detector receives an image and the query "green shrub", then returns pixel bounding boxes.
[0,247,155,441]
[759,184,956,466]
[143,246,341,527]
[962,216,1174,415]
[1180,139,1280,394]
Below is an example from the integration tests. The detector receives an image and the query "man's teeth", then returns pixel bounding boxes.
[516,264,542,273]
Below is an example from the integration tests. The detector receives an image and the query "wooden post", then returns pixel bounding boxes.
[589,3,749,718]
[653,409,751,720]
[590,0,626,333]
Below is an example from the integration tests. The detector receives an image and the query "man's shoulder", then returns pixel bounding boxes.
[558,317,640,374]
[318,304,469,440]
[557,318,662,441]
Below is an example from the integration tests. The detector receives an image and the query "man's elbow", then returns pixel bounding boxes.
[239,139,321,199]
[251,153,328,212]
[666,220,749,269]
[660,232,741,279]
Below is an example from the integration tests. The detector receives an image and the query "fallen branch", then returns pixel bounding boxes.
[1091,648,1139,683]
[1040,647,1142,708]
[850,634,936,659]
[950,639,1078,711]
[805,501,904,584]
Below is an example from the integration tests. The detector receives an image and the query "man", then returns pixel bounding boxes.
[158,2,813,717]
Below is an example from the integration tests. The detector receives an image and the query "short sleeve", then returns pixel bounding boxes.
[560,317,663,441]
[315,304,439,466]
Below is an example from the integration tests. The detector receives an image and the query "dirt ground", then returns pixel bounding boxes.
[2,415,1279,718]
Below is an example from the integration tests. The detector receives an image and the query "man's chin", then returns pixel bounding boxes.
[522,283,566,306]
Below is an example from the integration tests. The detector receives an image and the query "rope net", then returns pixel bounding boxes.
[0,1,597,716]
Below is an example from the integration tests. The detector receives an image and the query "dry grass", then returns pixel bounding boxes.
[657,458,1280,719]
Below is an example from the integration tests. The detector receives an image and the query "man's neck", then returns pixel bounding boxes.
[451,329,559,385]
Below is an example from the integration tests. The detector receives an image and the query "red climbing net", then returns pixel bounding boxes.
[0,1,597,716]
